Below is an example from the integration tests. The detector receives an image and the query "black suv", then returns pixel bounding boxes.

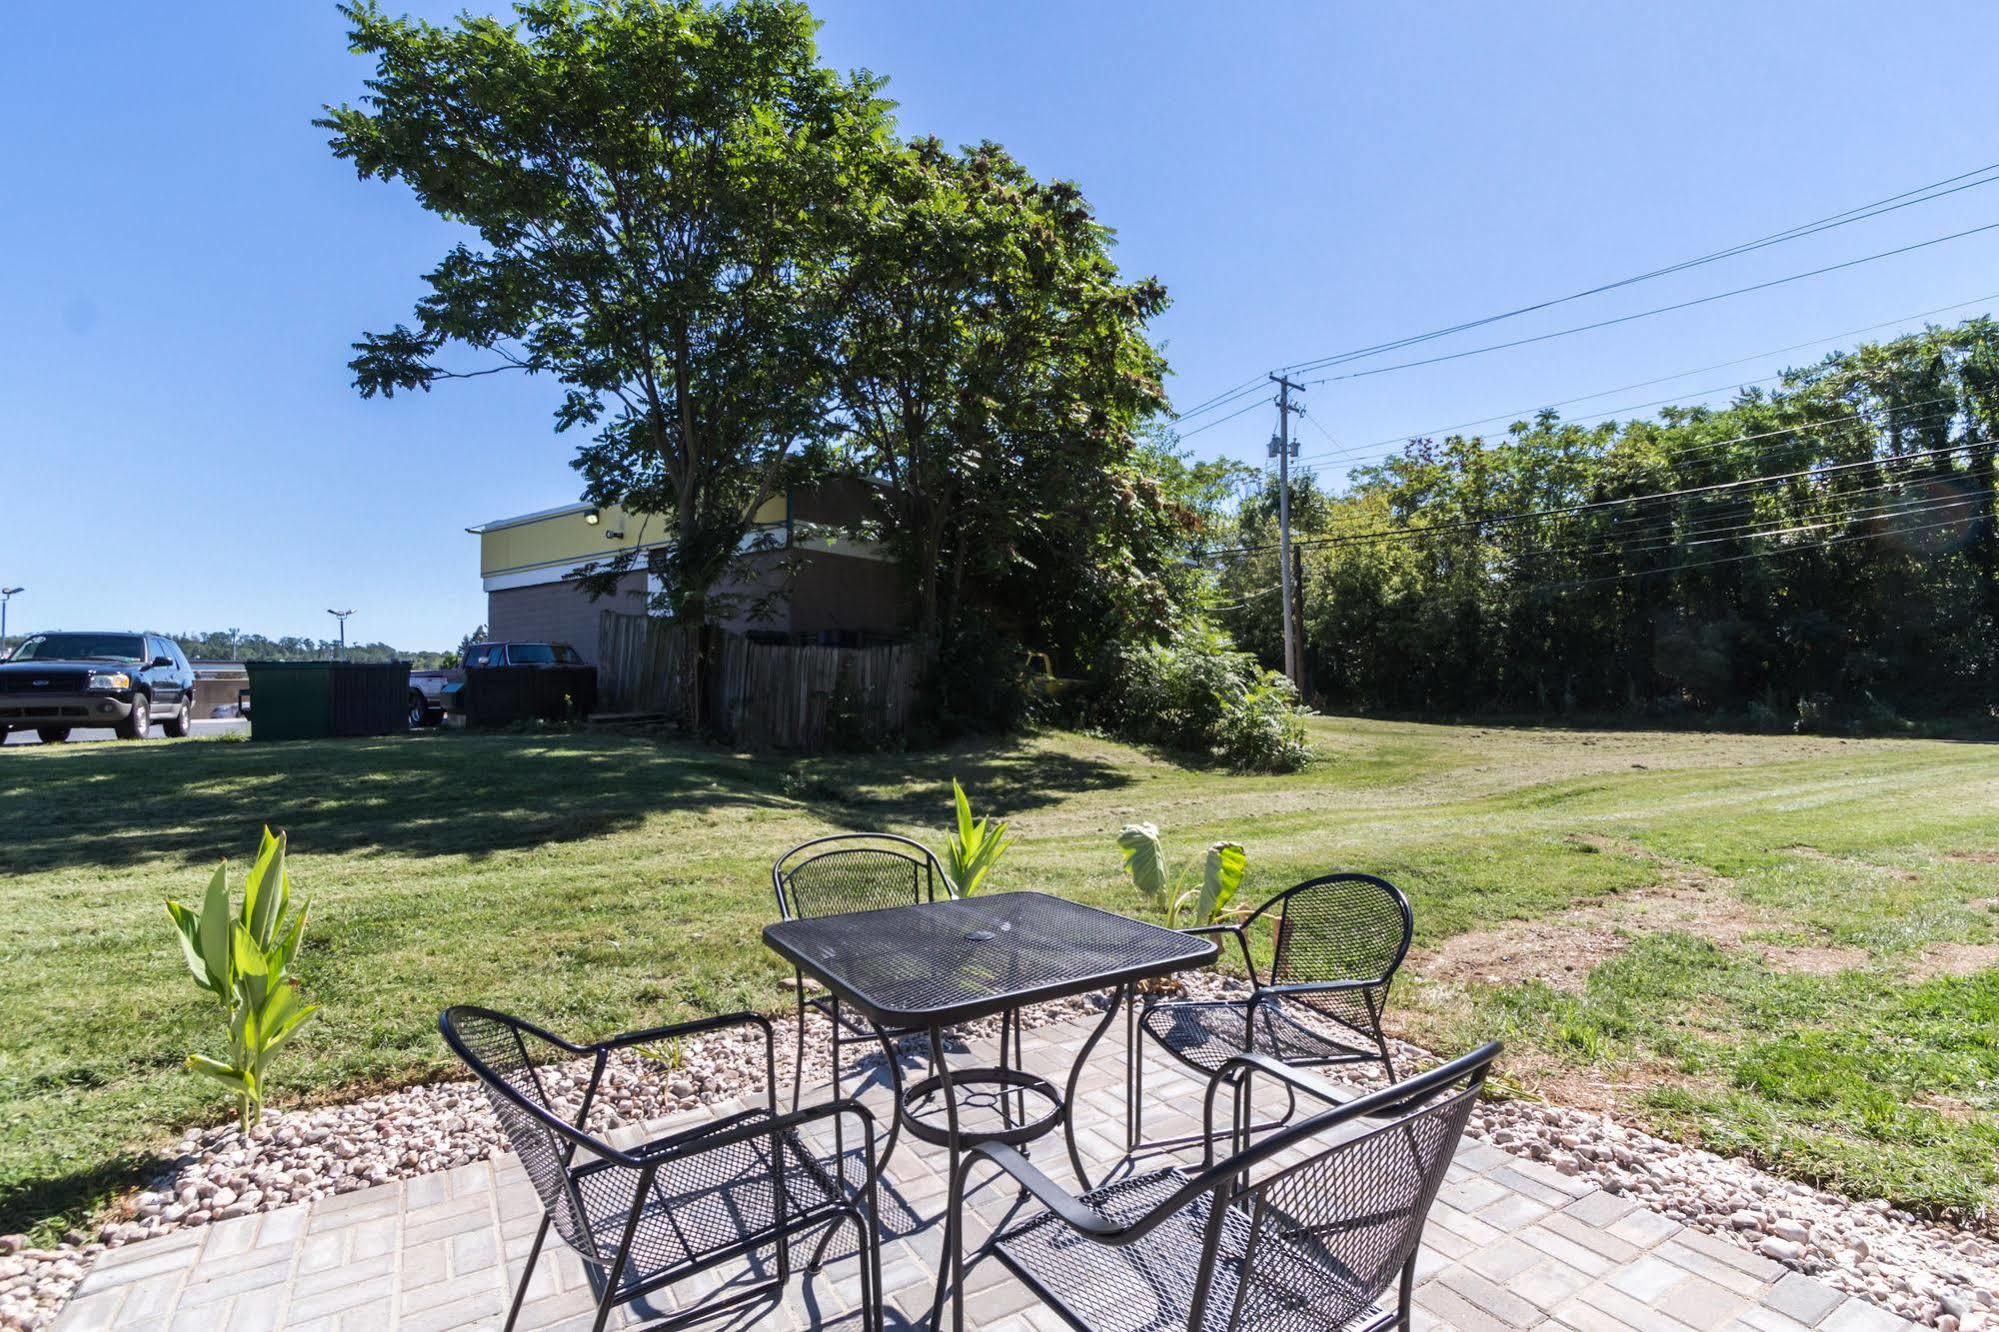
[0,631,196,743]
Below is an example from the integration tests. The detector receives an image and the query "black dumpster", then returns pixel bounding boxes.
[244,661,412,741]
[456,664,598,727]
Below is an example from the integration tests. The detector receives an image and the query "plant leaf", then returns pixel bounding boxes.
[1196,842,1247,927]
[186,1054,252,1095]
[245,827,286,947]
[1116,824,1168,904]
[197,862,234,994]
[166,900,222,996]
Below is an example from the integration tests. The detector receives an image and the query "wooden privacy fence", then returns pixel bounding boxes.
[596,611,919,750]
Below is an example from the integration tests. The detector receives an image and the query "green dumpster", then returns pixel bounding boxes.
[245,661,411,741]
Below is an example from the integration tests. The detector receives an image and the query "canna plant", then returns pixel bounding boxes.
[165,827,317,1131]
[945,778,1013,896]
[1115,823,1248,930]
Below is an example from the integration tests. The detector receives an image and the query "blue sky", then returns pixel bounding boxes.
[4,2,1997,649]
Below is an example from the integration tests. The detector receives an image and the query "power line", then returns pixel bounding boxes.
[1526,503,1989,596]
[1299,219,1999,387]
[1176,394,1274,439]
[1277,162,1999,377]
[1283,293,1999,471]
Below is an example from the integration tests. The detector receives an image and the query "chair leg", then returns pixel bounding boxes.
[1126,997,1144,1151]
[503,1213,550,1332]
[829,997,847,1175]
[790,980,808,1114]
[1396,1253,1417,1329]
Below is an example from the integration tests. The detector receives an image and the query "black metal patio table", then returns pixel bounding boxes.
[761,891,1217,1331]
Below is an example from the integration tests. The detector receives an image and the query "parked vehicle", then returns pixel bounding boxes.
[407,666,460,728]
[0,631,196,742]
[449,641,596,725]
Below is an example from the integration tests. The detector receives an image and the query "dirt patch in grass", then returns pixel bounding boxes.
[1947,851,1999,865]
[1782,843,1921,881]
[1412,835,1869,988]
[1914,941,1999,977]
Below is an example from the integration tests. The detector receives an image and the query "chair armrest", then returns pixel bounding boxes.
[1209,1049,1357,1117]
[1202,1050,1366,1150]
[633,1097,876,1177]
[1249,979,1387,1008]
[595,1011,773,1051]
[958,1144,1123,1239]
[1178,923,1259,986]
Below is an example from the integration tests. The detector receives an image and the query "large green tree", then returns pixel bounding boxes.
[827,137,1172,662]
[321,0,893,626]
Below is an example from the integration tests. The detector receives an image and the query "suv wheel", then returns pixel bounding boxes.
[117,696,151,740]
[164,696,195,738]
[36,727,72,744]
[408,691,427,729]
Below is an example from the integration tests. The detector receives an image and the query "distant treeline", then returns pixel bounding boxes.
[171,630,453,670]
[1214,317,1999,730]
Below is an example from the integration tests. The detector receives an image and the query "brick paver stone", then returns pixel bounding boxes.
[47,1009,1911,1331]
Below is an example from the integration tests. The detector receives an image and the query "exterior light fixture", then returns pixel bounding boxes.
[584,510,601,525]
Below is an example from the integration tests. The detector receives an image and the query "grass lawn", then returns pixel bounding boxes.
[1,718,1996,1240]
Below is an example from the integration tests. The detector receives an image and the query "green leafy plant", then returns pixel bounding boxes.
[164,828,317,1131]
[945,778,1014,895]
[1115,822,1248,929]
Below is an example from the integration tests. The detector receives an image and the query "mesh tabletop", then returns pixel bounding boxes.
[762,892,1217,1028]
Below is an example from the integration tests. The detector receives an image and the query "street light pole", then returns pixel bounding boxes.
[326,609,354,661]
[0,587,23,656]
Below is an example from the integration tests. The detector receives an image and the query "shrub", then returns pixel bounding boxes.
[164,828,317,1131]
[920,618,1033,739]
[1103,621,1313,772]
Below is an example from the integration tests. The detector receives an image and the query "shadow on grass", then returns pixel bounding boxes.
[0,731,796,873]
[0,1151,170,1247]
[780,738,1133,831]
[0,730,1133,874]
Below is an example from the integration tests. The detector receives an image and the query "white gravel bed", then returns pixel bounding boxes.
[2,977,1991,1330]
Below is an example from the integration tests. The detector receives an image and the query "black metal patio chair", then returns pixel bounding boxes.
[1131,873,1415,1152]
[772,833,957,1116]
[440,1005,883,1332]
[949,1040,1500,1332]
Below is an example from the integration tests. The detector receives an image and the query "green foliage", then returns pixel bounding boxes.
[1104,621,1313,772]
[164,829,316,1131]
[1114,822,1247,928]
[944,778,1013,895]
[322,0,896,626]
[830,137,1172,670]
[1216,318,1999,721]
[170,629,447,668]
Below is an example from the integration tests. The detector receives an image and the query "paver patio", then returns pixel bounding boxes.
[54,1007,1910,1332]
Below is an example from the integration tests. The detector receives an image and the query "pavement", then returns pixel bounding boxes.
[1,719,248,746]
[52,1008,1911,1332]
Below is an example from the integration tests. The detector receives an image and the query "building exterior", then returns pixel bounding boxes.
[468,480,903,662]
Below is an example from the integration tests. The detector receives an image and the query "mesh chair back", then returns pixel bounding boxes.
[1222,1061,1482,1331]
[1258,873,1411,1038]
[441,1006,604,1259]
[773,833,952,921]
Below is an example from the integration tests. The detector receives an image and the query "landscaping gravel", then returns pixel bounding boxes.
[2,977,1991,1330]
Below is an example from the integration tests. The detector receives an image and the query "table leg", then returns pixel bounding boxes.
[863,1024,907,1187]
[1063,982,1130,1193]
[925,1024,964,1332]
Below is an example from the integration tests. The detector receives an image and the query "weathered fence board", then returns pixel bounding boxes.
[595,611,917,749]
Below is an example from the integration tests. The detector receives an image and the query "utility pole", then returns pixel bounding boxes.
[1268,373,1306,690]
[0,587,21,656]
[326,609,354,661]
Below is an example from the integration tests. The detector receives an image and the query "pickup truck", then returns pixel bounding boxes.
[406,667,460,728]
[409,642,588,726]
